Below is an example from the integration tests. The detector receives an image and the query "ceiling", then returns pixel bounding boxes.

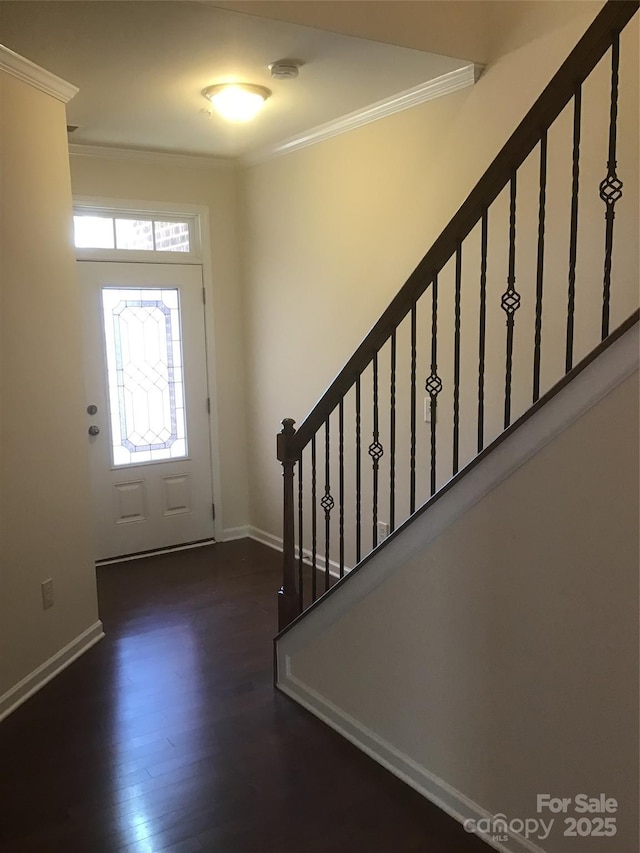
[0,1,474,162]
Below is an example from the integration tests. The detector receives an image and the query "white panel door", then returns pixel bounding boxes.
[78,261,215,560]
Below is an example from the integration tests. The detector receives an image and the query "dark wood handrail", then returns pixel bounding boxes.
[282,0,638,459]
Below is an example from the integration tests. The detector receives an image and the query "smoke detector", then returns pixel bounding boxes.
[269,61,300,80]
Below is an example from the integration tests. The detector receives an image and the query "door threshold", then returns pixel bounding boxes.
[96,538,217,566]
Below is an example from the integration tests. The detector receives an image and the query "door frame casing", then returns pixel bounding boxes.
[73,196,224,544]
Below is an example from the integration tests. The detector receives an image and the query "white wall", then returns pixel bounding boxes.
[280,366,639,853]
[0,67,101,709]
[239,1,638,558]
[69,155,249,534]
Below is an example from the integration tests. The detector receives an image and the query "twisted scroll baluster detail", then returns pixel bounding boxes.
[600,32,622,340]
[501,174,521,429]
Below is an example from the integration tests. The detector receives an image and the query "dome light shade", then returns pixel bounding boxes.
[202,83,271,122]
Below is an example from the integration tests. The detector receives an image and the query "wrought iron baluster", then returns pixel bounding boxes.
[453,246,462,475]
[297,457,303,613]
[533,130,548,403]
[369,353,384,548]
[478,212,488,453]
[311,434,317,602]
[355,377,361,564]
[339,399,345,578]
[600,32,622,340]
[389,331,396,533]
[566,84,582,373]
[410,305,417,514]
[321,417,333,592]
[501,174,521,429]
[426,276,442,496]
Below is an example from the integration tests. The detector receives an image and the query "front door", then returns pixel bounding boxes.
[78,261,215,560]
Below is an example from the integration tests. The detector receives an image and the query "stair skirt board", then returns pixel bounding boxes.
[278,669,547,853]
[0,621,104,723]
[276,320,638,852]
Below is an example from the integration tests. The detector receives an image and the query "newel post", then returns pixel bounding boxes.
[277,418,299,631]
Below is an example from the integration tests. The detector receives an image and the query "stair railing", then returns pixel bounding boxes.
[277,0,639,630]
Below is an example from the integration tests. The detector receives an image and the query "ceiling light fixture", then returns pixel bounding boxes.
[202,83,271,122]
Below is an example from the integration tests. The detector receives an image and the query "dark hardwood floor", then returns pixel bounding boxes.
[0,539,488,852]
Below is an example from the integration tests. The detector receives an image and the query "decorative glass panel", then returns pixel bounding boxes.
[102,288,188,466]
[115,219,154,251]
[74,215,115,249]
[154,221,190,252]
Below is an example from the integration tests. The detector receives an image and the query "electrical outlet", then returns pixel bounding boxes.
[377,521,389,544]
[41,578,54,610]
[424,396,437,424]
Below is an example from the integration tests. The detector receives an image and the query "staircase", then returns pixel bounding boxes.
[274,0,639,631]
[274,5,638,848]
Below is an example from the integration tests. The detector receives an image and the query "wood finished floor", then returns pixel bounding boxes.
[0,539,489,852]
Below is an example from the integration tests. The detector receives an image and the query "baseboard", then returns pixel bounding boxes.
[279,665,547,853]
[245,525,282,551]
[0,620,104,723]
[222,525,251,542]
[246,526,349,578]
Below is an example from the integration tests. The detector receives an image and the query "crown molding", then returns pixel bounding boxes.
[68,143,236,170]
[245,63,483,166]
[65,64,481,169]
[0,44,78,103]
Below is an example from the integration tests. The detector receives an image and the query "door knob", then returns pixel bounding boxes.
[88,425,100,437]
[87,404,98,415]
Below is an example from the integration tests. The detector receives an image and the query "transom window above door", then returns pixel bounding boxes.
[74,214,192,252]
[73,205,201,262]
